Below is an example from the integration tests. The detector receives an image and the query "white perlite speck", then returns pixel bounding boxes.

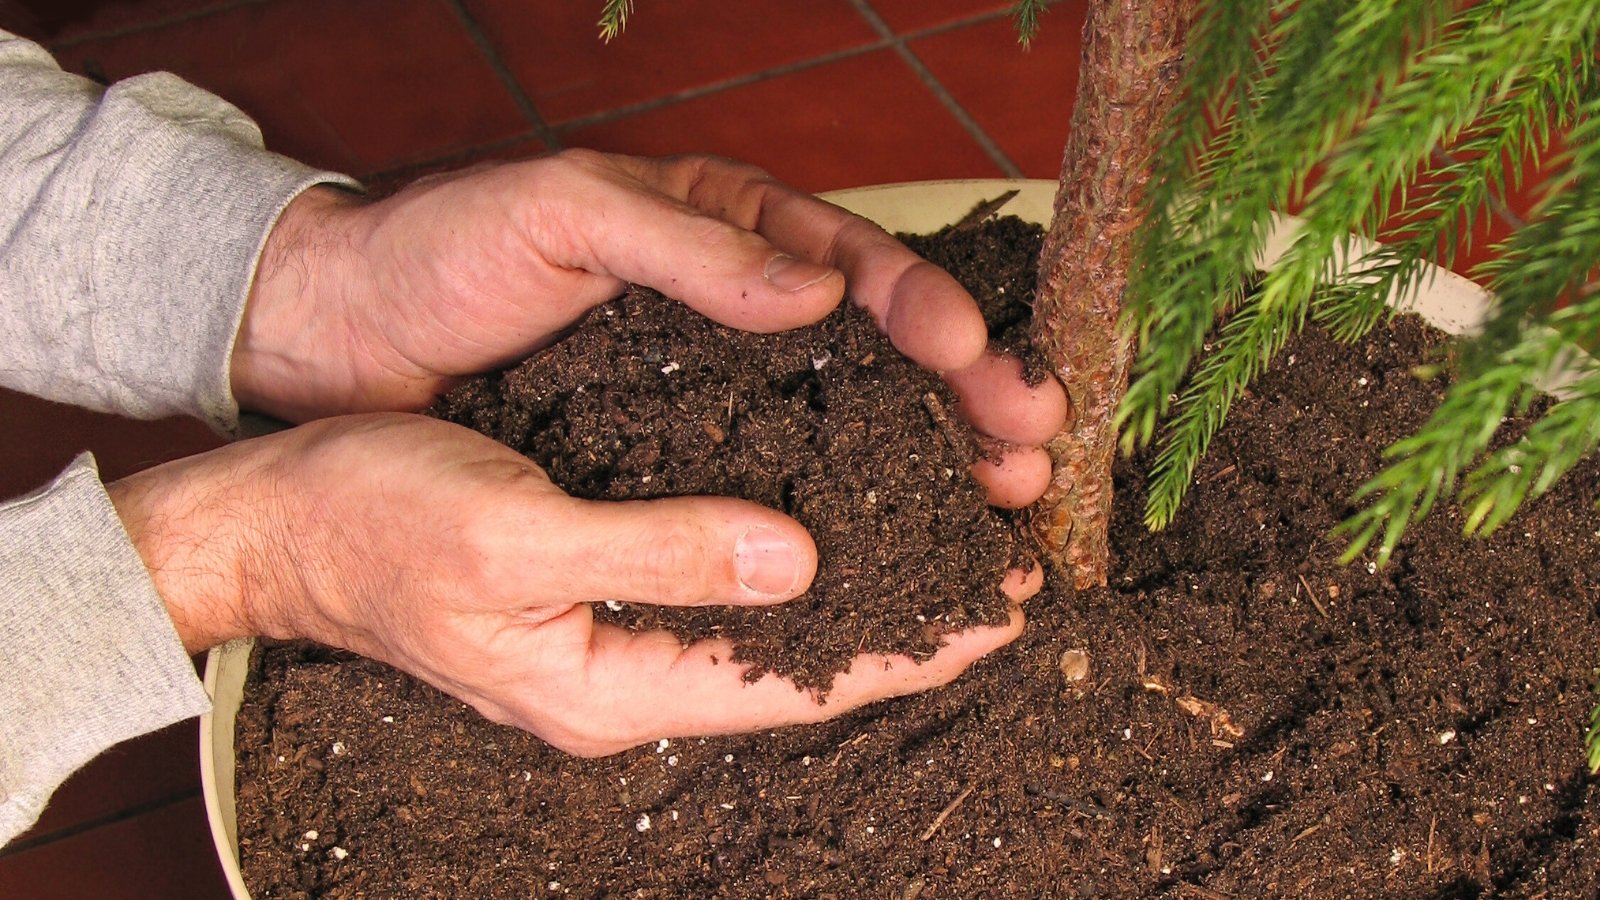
[635,814,652,832]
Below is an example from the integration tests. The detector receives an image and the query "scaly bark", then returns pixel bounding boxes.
[1031,0,1196,589]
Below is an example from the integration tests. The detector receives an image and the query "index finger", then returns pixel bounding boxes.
[586,606,1026,750]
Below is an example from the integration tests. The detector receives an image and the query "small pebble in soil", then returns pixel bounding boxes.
[1059,648,1092,683]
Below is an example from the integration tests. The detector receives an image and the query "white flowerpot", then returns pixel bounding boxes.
[200,178,1496,898]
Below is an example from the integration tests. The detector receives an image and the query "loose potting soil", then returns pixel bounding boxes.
[235,215,1600,898]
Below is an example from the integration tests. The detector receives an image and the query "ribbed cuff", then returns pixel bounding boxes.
[0,454,210,846]
[0,67,359,433]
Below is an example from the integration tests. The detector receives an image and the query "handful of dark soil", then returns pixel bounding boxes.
[430,221,1039,692]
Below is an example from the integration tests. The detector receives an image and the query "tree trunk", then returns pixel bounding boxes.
[1030,0,1195,589]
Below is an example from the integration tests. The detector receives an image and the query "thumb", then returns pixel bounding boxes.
[542,494,818,607]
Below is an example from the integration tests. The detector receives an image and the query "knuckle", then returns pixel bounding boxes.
[549,146,609,173]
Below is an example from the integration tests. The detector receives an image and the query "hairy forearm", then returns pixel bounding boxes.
[104,444,290,653]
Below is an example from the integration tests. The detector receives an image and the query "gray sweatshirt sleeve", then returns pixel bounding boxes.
[0,31,359,845]
[0,454,211,845]
[0,28,359,430]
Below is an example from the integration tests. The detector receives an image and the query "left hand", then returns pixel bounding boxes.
[109,413,1039,755]
[231,150,1067,507]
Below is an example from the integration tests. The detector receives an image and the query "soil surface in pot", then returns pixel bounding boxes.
[235,217,1600,898]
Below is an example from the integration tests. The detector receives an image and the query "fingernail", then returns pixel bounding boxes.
[764,253,834,292]
[735,526,801,596]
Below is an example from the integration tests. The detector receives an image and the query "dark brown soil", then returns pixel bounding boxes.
[235,219,1600,898]
[426,259,1021,693]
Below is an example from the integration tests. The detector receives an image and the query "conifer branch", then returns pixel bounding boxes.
[1124,0,1446,456]
[1331,363,1529,565]
[1137,0,1600,530]
[1457,376,1600,536]
[1472,90,1600,359]
[1338,179,1600,561]
[597,0,633,42]
[1316,50,1594,343]
[1589,671,1600,775]
[1010,0,1058,46]
[1117,0,1274,451]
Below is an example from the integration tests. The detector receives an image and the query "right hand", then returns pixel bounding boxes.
[233,151,1068,507]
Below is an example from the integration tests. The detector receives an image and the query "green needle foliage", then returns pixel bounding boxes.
[596,0,633,43]
[1011,0,1060,46]
[597,0,1598,760]
[1122,0,1600,570]
[1122,0,1600,767]
[1590,671,1600,776]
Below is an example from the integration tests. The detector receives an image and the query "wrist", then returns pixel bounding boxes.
[106,447,296,653]
[232,185,372,422]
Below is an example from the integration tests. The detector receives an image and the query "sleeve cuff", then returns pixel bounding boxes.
[0,66,360,432]
[0,454,210,846]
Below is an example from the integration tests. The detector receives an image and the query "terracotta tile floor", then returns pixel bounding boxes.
[0,1,1541,896]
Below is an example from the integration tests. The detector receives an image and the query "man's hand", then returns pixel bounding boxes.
[157,151,1069,753]
[108,414,1037,756]
[231,150,1068,507]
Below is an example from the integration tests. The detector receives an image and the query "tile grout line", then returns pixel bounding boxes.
[45,0,270,52]
[444,0,562,151]
[849,0,1024,179]
[551,8,1015,136]
[0,788,201,859]
[552,39,887,135]
[336,7,1020,185]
